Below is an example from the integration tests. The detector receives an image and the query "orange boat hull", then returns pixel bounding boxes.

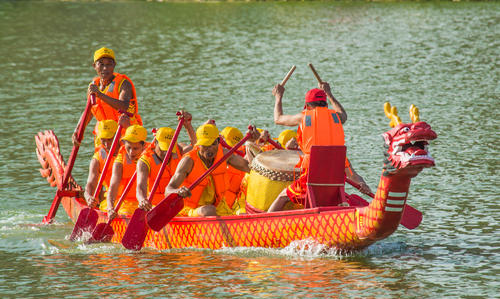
[61,195,375,251]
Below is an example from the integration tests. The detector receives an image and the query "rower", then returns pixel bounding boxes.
[135,111,196,211]
[72,47,143,148]
[103,125,148,220]
[165,124,259,217]
[268,82,371,212]
[83,119,119,208]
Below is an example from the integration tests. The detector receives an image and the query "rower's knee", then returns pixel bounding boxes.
[268,189,290,212]
[196,205,217,216]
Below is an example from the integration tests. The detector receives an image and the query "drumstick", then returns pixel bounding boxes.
[281,65,296,86]
[308,63,322,83]
[308,63,337,108]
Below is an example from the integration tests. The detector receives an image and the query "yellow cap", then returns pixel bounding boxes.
[97,120,118,139]
[256,128,263,133]
[121,125,147,143]
[196,124,219,146]
[93,47,115,63]
[278,129,297,147]
[220,127,243,147]
[155,127,176,151]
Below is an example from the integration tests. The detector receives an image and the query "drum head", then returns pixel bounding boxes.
[251,150,301,181]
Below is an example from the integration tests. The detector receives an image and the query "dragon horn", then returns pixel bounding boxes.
[409,104,420,123]
[384,102,402,128]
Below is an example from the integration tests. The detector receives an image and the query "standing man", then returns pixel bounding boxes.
[268,82,371,212]
[72,47,143,147]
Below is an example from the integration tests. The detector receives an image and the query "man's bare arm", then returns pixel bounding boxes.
[165,156,194,197]
[273,84,303,126]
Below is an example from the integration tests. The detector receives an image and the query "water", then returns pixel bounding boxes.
[0,1,498,298]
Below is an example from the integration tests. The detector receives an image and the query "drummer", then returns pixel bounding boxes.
[165,123,259,217]
[268,81,371,212]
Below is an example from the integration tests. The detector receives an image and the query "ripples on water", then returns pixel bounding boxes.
[0,1,498,298]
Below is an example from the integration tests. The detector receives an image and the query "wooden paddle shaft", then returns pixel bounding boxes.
[281,65,296,86]
[43,94,95,224]
[346,178,375,198]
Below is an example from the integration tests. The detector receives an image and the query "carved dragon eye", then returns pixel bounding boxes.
[401,127,410,133]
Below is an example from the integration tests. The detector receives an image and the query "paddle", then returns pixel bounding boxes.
[88,172,137,243]
[69,112,128,241]
[121,113,185,251]
[146,127,254,233]
[345,178,423,230]
[219,137,245,157]
[43,94,96,224]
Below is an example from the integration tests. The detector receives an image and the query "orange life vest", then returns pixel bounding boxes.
[182,145,227,209]
[224,165,245,209]
[92,144,115,190]
[114,145,141,203]
[297,107,345,168]
[139,143,182,205]
[91,72,143,125]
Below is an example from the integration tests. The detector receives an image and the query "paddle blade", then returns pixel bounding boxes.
[401,204,423,230]
[88,222,114,243]
[69,208,99,241]
[146,193,184,232]
[121,209,148,251]
[345,194,369,207]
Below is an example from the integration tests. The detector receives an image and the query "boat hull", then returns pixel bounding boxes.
[61,195,374,251]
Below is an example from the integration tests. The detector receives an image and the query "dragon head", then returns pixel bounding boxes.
[382,103,437,177]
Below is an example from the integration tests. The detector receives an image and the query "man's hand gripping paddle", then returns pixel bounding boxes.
[69,111,131,241]
[145,126,254,233]
[121,113,184,251]
[345,178,423,229]
[43,95,95,224]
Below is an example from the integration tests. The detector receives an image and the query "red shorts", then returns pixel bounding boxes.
[286,169,308,205]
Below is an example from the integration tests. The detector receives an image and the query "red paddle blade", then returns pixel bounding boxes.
[346,194,369,207]
[401,204,423,229]
[69,208,99,241]
[121,209,148,251]
[146,193,184,232]
[88,222,114,243]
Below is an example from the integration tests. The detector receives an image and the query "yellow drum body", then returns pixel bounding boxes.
[246,150,301,212]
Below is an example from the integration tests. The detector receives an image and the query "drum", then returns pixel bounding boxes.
[246,150,301,213]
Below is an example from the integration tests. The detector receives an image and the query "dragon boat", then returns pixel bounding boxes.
[35,103,437,251]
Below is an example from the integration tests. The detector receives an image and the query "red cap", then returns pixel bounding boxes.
[305,88,327,103]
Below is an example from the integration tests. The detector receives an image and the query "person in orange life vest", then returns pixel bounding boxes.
[72,47,142,147]
[104,125,148,220]
[83,119,123,208]
[135,111,197,211]
[220,126,248,214]
[267,82,371,212]
[277,129,300,151]
[165,123,260,217]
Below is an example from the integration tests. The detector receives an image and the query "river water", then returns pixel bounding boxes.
[0,1,498,298]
